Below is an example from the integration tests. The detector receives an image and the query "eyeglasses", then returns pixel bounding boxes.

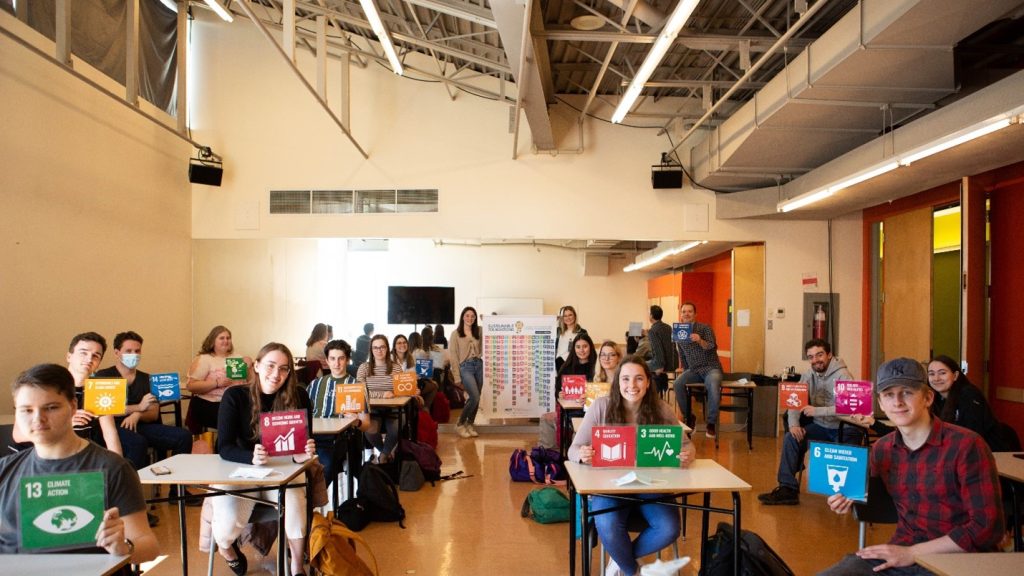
[371,345,388,351]
[599,353,619,359]
[260,363,291,375]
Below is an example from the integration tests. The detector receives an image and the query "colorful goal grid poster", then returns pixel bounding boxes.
[481,315,558,418]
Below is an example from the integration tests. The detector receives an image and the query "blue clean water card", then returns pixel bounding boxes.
[150,372,181,401]
[415,359,433,378]
[672,323,693,342]
[808,441,869,502]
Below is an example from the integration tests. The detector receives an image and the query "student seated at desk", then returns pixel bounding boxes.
[394,333,438,410]
[593,340,623,384]
[0,364,158,564]
[185,325,254,434]
[568,356,696,576]
[356,335,403,463]
[214,343,316,576]
[308,339,370,486]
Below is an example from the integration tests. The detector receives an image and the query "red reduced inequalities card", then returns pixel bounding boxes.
[260,410,308,456]
[591,425,637,467]
[561,375,586,400]
[834,380,874,415]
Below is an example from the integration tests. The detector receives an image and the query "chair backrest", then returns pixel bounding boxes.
[853,476,897,548]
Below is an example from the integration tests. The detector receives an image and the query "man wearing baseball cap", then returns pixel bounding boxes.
[818,357,1004,575]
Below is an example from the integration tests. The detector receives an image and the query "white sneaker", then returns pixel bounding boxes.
[456,424,472,438]
[467,424,479,437]
[605,559,622,576]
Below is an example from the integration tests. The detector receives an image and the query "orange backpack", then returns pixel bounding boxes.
[308,511,379,576]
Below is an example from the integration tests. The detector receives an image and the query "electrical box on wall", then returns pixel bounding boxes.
[776,307,785,319]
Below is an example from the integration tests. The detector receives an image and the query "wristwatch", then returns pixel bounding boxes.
[123,537,135,556]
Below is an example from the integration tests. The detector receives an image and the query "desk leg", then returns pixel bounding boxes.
[746,390,754,451]
[559,406,569,460]
[700,492,711,572]
[581,493,591,576]
[568,479,576,576]
[409,403,419,442]
[277,486,287,576]
[1014,481,1022,552]
[178,486,189,576]
[346,429,360,504]
[732,492,741,576]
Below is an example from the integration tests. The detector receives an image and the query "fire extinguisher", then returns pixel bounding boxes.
[813,305,827,340]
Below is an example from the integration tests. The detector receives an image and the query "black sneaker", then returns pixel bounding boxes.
[147,511,160,527]
[226,542,248,576]
[706,423,717,439]
[758,485,799,505]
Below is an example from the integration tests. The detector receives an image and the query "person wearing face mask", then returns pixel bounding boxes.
[94,331,192,474]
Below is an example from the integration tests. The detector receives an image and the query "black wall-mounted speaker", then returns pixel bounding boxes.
[189,161,223,186]
[651,166,683,189]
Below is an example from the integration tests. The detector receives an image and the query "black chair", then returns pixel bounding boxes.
[852,476,897,548]
[685,372,754,449]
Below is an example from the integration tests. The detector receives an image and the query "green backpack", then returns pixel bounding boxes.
[520,486,571,524]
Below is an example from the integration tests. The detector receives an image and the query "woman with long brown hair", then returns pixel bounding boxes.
[450,306,483,438]
[357,334,402,462]
[212,342,315,576]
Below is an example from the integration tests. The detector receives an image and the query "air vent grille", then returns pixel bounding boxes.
[269,189,438,215]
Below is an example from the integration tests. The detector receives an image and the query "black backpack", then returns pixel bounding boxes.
[700,522,794,576]
[357,464,406,528]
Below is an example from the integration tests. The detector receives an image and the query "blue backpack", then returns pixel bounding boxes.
[509,447,566,484]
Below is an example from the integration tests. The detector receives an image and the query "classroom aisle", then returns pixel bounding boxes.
[142,427,887,575]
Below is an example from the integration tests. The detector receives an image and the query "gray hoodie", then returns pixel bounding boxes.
[786,355,853,429]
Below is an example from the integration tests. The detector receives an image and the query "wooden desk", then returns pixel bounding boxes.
[0,553,130,575]
[312,416,359,506]
[371,396,417,442]
[139,454,312,576]
[558,398,585,460]
[565,459,751,576]
[915,552,1024,576]
[995,452,1024,552]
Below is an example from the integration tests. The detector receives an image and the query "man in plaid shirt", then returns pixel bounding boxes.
[819,357,1004,575]
[672,302,724,438]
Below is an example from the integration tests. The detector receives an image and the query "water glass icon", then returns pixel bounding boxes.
[826,464,849,492]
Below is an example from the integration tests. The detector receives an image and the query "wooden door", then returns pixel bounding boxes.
[882,208,932,362]
[732,244,765,373]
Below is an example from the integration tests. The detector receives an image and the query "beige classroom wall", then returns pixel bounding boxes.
[187,16,864,378]
[0,15,193,413]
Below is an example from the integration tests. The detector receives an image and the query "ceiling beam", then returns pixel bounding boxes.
[402,0,496,28]
[536,28,813,51]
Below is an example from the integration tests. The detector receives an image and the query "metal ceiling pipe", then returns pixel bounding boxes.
[603,0,665,29]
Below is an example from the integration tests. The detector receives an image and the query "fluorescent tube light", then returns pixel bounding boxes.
[204,0,234,22]
[623,240,705,272]
[828,161,899,193]
[611,0,700,123]
[899,118,1012,166]
[359,0,404,75]
[778,188,833,213]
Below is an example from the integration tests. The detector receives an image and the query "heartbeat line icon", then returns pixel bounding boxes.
[642,441,676,461]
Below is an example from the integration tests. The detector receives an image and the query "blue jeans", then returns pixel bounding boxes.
[366,411,400,456]
[118,421,192,469]
[592,494,680,576]
[457,358,483,426]
[778,422,863,489]
[817,554,936,576]
[673,369,723,425]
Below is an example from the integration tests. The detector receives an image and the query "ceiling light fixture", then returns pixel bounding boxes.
[623,240,706,272]
[611,0,700,124]
[778,161,898,213]
[359,0,404,75]
[899,117,1013,166]
[204,0,234,22]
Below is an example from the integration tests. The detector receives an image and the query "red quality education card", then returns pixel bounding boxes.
[561,375,586,400]
[591,425,637,467]
[260,410,308,456]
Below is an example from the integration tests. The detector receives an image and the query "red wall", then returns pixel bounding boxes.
[988,178,1024,441]
[691,252,733,372]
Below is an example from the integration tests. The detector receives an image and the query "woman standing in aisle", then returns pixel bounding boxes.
[568,356,696,576]
[451,306,483,438]
[185,325,254,434]
[357,335,402,462]
[212,342,315,576]
[555,305,587,372]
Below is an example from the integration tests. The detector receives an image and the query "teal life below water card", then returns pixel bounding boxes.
[19,471,105,551]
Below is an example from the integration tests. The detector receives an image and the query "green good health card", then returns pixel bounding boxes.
[636,425,683,467]
[225,357,248,380]
[19,471,105,551]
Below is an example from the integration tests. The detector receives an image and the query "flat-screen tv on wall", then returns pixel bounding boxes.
[387,286,455,325]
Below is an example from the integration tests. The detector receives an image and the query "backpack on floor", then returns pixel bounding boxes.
[336,497,371,532]
[520,486,571,524]
[308,510,379,576]
[417,409,439,449]
[509,448,565,485]
[399,460,425,491]
[431,392,451,424]
[530,446,566,481]
[700,522,794,576]
[357,464,406,528]
[399,438,442,484]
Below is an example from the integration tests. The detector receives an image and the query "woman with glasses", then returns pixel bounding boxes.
[451,306,483,438]
[568,356,696,576]
[212,342,315,576]
[594,340,623,383]
[357,335,402,462]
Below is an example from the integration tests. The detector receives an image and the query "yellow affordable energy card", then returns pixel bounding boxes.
[84,378,127,415]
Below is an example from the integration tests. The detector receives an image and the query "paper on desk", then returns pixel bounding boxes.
[614,470,666,486]
[229,467,278,479]
[640,557,691,576]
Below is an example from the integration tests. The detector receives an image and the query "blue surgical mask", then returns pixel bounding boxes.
[121,353,140,369]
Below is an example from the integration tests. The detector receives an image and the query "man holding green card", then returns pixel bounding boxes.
[0,363,157,562]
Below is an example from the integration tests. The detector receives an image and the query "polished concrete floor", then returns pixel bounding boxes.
[141,424,894,575]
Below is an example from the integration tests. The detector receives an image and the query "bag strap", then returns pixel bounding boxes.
[328,512,381,576]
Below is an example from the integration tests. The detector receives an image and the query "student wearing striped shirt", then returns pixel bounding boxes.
[820,358,1004,576]
[356,335,402,463]
[308,340,369,487]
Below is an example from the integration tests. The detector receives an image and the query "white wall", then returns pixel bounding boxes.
[0,13,193,412]
[187,15,866,377]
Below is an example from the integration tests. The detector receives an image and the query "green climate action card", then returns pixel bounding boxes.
[19,471,105,551]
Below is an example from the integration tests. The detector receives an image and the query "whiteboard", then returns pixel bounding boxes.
[476,297,544,316]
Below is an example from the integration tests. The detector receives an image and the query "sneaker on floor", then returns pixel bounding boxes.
[705,423,716,439]
[758,485,799,505]
[147,511,160,527]
[456,424,472,438]
[467,424,479,437]
[605,558,622,576]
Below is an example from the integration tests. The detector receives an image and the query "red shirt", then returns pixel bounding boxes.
[872,416,1004,551]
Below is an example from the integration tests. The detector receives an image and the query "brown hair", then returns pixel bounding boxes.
[365,334,395,375]
[605,355,663,425]
[248,342,301,440]
[12,364,76,403]
[198,325,233,355]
